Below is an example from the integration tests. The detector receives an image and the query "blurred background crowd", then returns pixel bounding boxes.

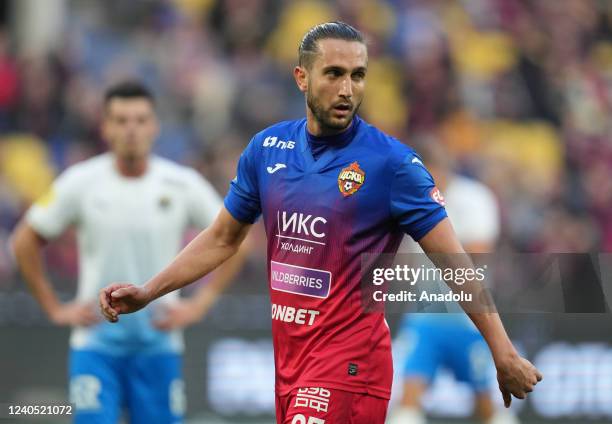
[1,0,612,287]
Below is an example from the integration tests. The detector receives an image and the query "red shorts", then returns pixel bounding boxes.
[275,387,388,424]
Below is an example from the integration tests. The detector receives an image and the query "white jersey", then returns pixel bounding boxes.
[444,175,499,246]
[399,175,500,325]
[27,153,222,355]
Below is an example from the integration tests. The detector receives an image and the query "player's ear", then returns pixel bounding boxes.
[294,66,308,93]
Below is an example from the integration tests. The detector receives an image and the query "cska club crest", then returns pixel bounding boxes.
[338,162,365,197]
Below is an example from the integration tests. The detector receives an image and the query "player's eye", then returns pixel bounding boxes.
[326,69,342,78]
[352,72,365,81]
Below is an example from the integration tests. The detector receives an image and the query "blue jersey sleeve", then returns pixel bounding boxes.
[390,153,447,240]
[224,137,261,223]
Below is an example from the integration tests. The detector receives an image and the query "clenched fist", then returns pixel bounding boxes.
[99,283,151,322]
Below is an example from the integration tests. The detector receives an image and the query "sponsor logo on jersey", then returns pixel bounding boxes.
[263,136,295,149]
[270,261,331,298]
[338,162,365,197]
[271,303,320,326]
[276,210,327,248]
[430,187,446,206]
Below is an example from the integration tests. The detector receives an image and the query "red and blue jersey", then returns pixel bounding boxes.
[224,116,446,399]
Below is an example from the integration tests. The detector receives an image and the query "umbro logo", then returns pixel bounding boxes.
[267,163,287,174]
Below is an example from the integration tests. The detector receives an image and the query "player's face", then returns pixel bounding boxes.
[103,98,158,161]
[296,39,367,134]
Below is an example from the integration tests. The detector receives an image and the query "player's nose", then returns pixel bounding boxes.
[338,76,352,98]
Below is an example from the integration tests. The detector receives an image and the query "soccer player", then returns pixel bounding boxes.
[389,142,519,424]
[11,81,244,423]
[99,23,542,424]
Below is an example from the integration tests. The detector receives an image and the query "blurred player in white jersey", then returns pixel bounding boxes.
[11,81,244,423]
[389,141,519,424]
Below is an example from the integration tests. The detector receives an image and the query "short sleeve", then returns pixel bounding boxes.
[224,137,261,224]
[390,153,447,241]
[26,168,81,239]
[186,170,223,229]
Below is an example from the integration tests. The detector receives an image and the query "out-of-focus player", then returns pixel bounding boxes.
[99,23,542,424]
[389,141,519,424]
[11,81,244,423]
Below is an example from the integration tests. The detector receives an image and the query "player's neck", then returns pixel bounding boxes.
[115,156,149,178]
[306,110,352,138]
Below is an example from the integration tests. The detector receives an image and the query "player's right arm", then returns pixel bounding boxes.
[11,222,99,326]
[100,207,251,322]
[10,167,99,326]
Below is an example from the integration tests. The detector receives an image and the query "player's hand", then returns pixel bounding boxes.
[153,299,206,331]
[99,283,150,323]
[496,354,543,407]
[49,301,101,327]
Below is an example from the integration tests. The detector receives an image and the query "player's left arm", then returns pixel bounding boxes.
[418,218,543,407]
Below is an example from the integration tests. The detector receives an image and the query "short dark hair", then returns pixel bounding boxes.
[298,21,365,69]
[104,80,155,106]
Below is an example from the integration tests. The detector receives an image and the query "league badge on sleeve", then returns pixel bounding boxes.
[430,187,446,206]
[338,162,365,197]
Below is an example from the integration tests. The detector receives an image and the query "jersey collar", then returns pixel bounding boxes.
[300,116,362,171]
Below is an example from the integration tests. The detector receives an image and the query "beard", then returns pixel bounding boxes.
[306,86,361,133]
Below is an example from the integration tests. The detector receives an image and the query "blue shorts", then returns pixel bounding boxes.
[69,349,184,424]
[399,316,492,392]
